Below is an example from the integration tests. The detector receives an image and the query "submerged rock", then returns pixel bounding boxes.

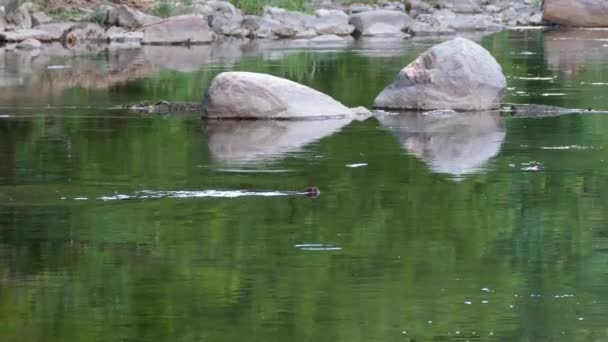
[203,71,354,119]
[142,15,213,45]
[377,110,505,177]
[373,37,506,111]
[126,101,201,114]
[16,38,40,50]
[308,34,349,43]
[543,0,608,27]
[349,9,413,36]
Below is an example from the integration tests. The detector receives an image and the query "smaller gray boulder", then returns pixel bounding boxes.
[204,72,354,119]
[31,11,52,26]
[349,9,413,36]
[242,15,282,38]
[202,1,244,36]
[264,6,315,35]
[8,2,33,29]
[442,0,482,13]
[313,9,354,36]
[106,5,161,29]
[107,26,143,44]
[349,3,375,14]
[0,6,6,33]
[143,15,213,45]
[373,37,506,111]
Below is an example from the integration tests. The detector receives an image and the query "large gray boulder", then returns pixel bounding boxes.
[0,28,53,42]
[349,10,413,36]
[203,72,354,119]
[35,22,79,40]
[264,6,315,35]
[373,37,506,111]
[143,15,213,45]
[242,15,283,38]
[106,5,161,29]
[313,9,354,36]
[543,0,608,27]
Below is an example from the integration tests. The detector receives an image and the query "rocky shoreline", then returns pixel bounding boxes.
[0,0,544,49]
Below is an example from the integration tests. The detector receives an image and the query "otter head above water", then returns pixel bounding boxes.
[302,187,321,198]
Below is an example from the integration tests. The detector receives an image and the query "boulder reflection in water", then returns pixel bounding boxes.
[377,110,506,177]
[204,118,355,164]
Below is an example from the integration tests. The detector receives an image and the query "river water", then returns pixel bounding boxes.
[1,29,608,341]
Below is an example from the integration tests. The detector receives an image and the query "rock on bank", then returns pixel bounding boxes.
[373,37,506,111]
[543,0,608,27]
[203,72,354,119]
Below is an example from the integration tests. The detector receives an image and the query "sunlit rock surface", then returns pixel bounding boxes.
[374,37,506,111]
[377,110,505,177]
[203,71,354,119]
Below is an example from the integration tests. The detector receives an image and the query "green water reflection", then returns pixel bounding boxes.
[2,29,608,341]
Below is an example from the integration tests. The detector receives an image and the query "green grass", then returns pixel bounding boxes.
[231,0,307,15]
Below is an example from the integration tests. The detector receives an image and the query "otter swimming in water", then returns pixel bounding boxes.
[301,187,321,198]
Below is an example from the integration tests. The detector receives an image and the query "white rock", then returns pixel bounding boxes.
[204,71,354,119]
[374,37,506,111]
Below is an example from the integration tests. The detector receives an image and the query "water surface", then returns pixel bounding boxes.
[2,29,608,341]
